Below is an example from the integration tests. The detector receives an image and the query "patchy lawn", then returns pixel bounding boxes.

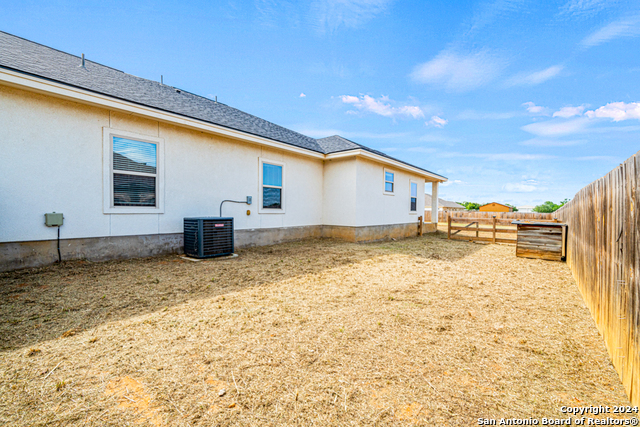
[0,233,630,426]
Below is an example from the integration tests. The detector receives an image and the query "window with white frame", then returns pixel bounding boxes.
[384,170,395,193]
[103,128,164,213]
[410,181,418,212]
[260,159,284,211]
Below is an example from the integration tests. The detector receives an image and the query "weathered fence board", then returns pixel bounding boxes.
[514,222,566,262]
[556,149,640,405]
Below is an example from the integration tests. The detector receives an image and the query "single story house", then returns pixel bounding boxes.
[517,205,535,213]
[424,194,465,215]
[479,202,513,213]
[0,32,447,271]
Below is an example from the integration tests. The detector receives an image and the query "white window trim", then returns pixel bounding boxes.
[409,180,418,214]
[258,157,285,214]
[103,127,165,214]
[384,168,395,195]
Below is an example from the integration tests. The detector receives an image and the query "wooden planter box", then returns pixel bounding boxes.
[512,221,567,261]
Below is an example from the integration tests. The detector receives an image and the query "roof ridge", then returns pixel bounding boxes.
[0,30,128,75]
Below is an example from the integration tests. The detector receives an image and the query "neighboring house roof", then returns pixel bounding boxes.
[0,31,446,180]
[481,202,511,208]
[424,194,465,209]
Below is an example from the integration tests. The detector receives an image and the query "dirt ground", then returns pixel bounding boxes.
[0,231,631,426]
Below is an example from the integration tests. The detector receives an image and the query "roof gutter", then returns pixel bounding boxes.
[0,67,325,160]
[325,149,447,182]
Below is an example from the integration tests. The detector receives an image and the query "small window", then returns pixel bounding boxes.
[103,128,164,214]
[261,160,284,210]
[385,171,394,193]
[410,182,418,212]
[113,137,157,207]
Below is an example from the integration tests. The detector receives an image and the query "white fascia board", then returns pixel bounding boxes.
[0,68,325,160]
[325,149,447,182]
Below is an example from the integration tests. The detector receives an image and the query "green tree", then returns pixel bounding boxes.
[533,201,560,213]
[460,202,481,210]
[505,204,519,212]
[533,199,571,213]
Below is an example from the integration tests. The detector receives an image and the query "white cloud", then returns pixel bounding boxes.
[299,93,307,98]
[585,102,640,121]
[580,14,640,48]
[503,183,537,192]
[465,0,526,35]
[441,179,464,187]
[521,102,640,137]
[587,125,640,133]
[311,0,393,34]
[456,110,521,120]
[553,105,585,118]
[437,151,555,161]
[411,49,505,91]
[482,153,555,161]
[339,94,424,119]
[506,65,564,87]
[419,134,461,144]
[426,115,448,128]
[559,0,611,18]
[522,102,549,115]
[521,117,589,136]
[576,155,617,161]
[407,147,437,153]
[294,127,411,139]
[519,138,586,147]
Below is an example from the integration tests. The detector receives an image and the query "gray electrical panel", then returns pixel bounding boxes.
[45,212,64,227]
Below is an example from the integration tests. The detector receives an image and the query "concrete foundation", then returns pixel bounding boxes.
[1,222,435,272]
[235,225,323,248]
[0,233,185,272]
[321,222,425,242]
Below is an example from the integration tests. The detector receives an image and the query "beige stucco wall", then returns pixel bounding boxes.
[355,157,425,226]
[0,85,324,243]
[322,157,357,226]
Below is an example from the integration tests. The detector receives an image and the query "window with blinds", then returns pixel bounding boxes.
[384,170,394,193]
[262,162,283,209]
[410,182,418,212]
[112,137,157,207]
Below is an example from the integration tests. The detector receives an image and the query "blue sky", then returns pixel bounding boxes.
[3,0,639,206]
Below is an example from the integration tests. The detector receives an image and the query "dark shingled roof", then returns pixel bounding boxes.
[317,135,444,178]
[0,31,445,179]
[0,31,324,153]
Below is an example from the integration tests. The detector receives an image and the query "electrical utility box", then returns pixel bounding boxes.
[45,212,64,227]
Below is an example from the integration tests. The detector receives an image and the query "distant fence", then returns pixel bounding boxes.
[438,210,556,224]
[555,150,640,405]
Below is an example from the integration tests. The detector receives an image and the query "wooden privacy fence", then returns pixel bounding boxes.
[439,210,555,223]
[555,149,640,405]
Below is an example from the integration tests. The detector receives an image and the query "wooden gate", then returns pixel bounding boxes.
[447,216,517,244]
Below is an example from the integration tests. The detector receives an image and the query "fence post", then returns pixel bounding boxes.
[476,221,479,238]
[492,216,496,244]
[418,216,423,236]
[447,215,451,239]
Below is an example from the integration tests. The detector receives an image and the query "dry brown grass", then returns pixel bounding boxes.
[0,232,631,426]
